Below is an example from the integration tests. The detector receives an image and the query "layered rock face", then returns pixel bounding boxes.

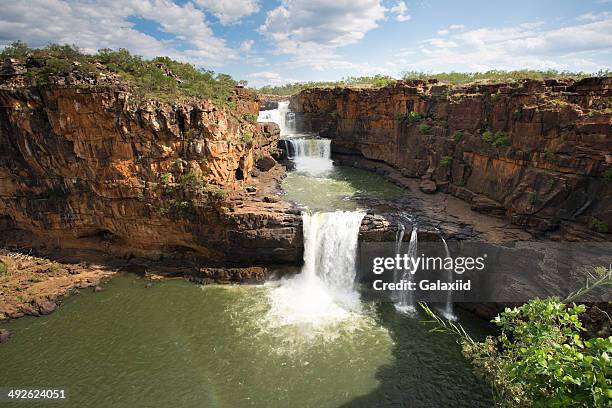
[291,78,612,238]
[0,82,302,265]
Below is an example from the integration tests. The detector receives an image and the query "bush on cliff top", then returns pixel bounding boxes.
[255,69,608,96]
[257,75,396,96]
[402,69,608,85]
[0,41,237,106]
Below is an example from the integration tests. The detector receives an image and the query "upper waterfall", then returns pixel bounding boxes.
[257,101,296,136]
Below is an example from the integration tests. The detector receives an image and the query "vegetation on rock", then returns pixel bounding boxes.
[421,266,612,408]
[590,218,609,234]
[402,69,609,85]
[257,75,396,95]
[0,41,237,106]
[256,70,609,95]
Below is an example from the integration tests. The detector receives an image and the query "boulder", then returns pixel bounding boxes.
[34,297,57,315]
[256,155,277,172]
[0,329,11,344]
[419,180,437,194]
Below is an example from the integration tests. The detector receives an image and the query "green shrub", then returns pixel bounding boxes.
[422,268,612,408]
[603,168,612,183]
[179,171,204,190]
[419,124,432,134]
[204,185,228,200]
[512,108,522,120]
[440,156,453,167]
[482,130,510,146]
[492,131,510,147]
[393,112,404,121]
[242,113,258,123]
[160,172,172,185]
[0,262,7,276]
[453,131,463,142]
[482,130,494,143]
[590,218,609,233]
[408,111,422,123]
[527,192,537,205]
[241,131,254,147]
[465,300,611,407]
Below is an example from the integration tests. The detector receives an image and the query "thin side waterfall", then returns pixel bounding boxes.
[395,226,418,314]
[266,211,366,330]
[257,101,295,136]
[393,222,405,303]
[440,236,457,321]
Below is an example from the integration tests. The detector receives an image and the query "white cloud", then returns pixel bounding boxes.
[406,17,612,72]
[245,71,298,87]
[390,1,410,22]
[437,29,449,36]
[0,0,237,67]
[259,0,386,68]
[577,11,611,21]
[194,0,260,25]
[449,24,465,30]
[240,39,254,52]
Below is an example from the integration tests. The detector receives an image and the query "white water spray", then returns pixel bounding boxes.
[266,211,365,332]
[440,236,457,321]
[395,226,418,314]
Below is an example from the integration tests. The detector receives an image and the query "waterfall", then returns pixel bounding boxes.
[257,101,295,136]
[393,222,405,303]
[287,138,333,176]
[286,138,331,159]
[440,236,457,321]
[266,211,365,330]
[395,226,418,314]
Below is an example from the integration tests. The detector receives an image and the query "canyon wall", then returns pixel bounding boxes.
[291,78,612,238]
[0,81,302,265]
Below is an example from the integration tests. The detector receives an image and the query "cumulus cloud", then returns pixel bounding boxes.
[390,1,410,22]
[194,0,260,25]
[0,0,236,67]
[259,0,386,68]
[245,71,298,87]
[408,16,612,72]
[240,39,254,52]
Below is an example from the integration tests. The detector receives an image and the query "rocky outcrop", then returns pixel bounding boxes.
[0,68,302,265]
[291,78,612,238]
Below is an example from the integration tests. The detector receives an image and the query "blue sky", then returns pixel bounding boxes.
[1,0,611,86]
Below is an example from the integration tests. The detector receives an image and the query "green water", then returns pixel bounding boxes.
[282,166,404,211]
[0,275,492,407]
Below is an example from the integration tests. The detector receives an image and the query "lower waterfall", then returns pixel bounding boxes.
[266,211,365,332]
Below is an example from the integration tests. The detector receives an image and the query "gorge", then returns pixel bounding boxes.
[0,51,610,407]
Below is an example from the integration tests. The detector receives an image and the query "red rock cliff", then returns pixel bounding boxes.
[291,78,612,238]
[0,82,302,265]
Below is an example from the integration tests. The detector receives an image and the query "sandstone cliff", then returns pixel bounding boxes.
[291,78,612,238]
[0,60,302,265]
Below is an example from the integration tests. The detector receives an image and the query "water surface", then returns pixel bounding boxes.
[0,275,492,407]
